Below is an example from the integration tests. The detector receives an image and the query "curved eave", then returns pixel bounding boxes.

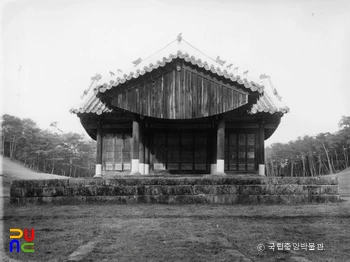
[265,120,281,140]
[94,52,264,97]
[250,100,290,115]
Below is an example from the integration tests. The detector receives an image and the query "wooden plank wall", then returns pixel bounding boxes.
[111,65,248,119]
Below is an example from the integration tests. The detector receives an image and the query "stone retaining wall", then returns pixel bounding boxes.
[10,176,339,205]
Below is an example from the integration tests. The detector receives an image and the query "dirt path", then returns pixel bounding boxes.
[0,156,68,197]
[335,167,350,197]
[0,156,68,179]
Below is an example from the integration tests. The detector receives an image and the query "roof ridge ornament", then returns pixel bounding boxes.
[260,74,270,79]
[132,57,142,67]
[80,73,102,99]
[216,56,226,66]
[177,33,182,42]
[91,73,102,81]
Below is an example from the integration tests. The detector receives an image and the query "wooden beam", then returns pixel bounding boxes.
[211,125,217,174]
[182,63,249,94]
[139,121,145,175]
[145,126,150,175]
[130,115,141,175]
[216,116,226,175]
[94,127,103,177]
[259,121,265,176]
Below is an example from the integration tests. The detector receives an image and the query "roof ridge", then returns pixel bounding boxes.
[131,35,219,68]
[138,38,178,66]
[182,38,217,64]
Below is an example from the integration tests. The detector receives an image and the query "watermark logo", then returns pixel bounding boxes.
[9,228,35,253]
[256,242,324,252]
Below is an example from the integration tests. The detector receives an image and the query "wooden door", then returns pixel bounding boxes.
[152,130,209,173]
[225,132,256,172]
[102,132,131,171]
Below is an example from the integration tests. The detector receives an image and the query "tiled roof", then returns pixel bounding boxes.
[70,75,289,116]
[94,36,265,96]
[250,76,290,115]
[70,35,289,116]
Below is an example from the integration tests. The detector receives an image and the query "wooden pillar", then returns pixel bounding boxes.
[139,121,145,175]
[94,127,103,178]
[150,132,154,173]
[216,116,226,175]
[130,115,141,175]
[145,126,150,175]
[259,122,265,176]
[211,125,217,174]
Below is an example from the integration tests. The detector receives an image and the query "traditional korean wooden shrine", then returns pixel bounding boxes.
[71,34,289,177]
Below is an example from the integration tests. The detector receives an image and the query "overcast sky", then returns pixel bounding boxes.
[1,0,350,145]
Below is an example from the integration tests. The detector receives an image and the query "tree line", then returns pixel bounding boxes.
[265,116,350,177]
[1,114,96,177]
[1,114,349,178]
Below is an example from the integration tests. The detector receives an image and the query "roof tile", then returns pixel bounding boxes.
[70,37,289,116]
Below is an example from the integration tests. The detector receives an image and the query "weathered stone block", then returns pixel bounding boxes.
[11,180,26,188]
[86,196,110,203]
[112,186,137,196]
[149,195,170,204]
[293,185,307,195]
[172,195,199,204]
[9,176,341,205]
[260,195,279,204]
[86,195,127,204]
[304,185,320,195]
[274,185,303,195]
[124,178,142,186]
[216,185,237,194]
[10,187,26,197]
[64,187,75,196]
[75,186,90,196]
[109,179,128,186]
[278,195,293,204]
[25,187,44,197]
[44,179,70,187]
[319,185,338,195]
[134,195,150,204]
[136,185,146,195]
[64,186,92,196]
[193,185,214,195]
[289,195,308,204]
[237,185,263,195]
[10,197,20,204]
[12,197,44,205]
[266,177,279,185]
[195,178,215,185]
[86,179,105,186]
[214,194,237,204]
[42,187,65,197]
[313,176,338,185]
[68,179,88,186]
[167,186,193,195]
[308,195,339,203]
[260,185,275,195]
[146,186,167,195]
[126,195,139,204]
[201,194,215,203]
[85,186,97,196]
[95,186,111,196]
[236,195,259,204]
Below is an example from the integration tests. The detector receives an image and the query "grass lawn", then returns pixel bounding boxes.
[2,159,350,261]
[2,201,350,262]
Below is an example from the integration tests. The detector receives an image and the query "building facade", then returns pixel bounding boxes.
[71,35,289,177]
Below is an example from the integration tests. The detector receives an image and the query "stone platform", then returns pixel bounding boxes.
[10,175,339,205]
